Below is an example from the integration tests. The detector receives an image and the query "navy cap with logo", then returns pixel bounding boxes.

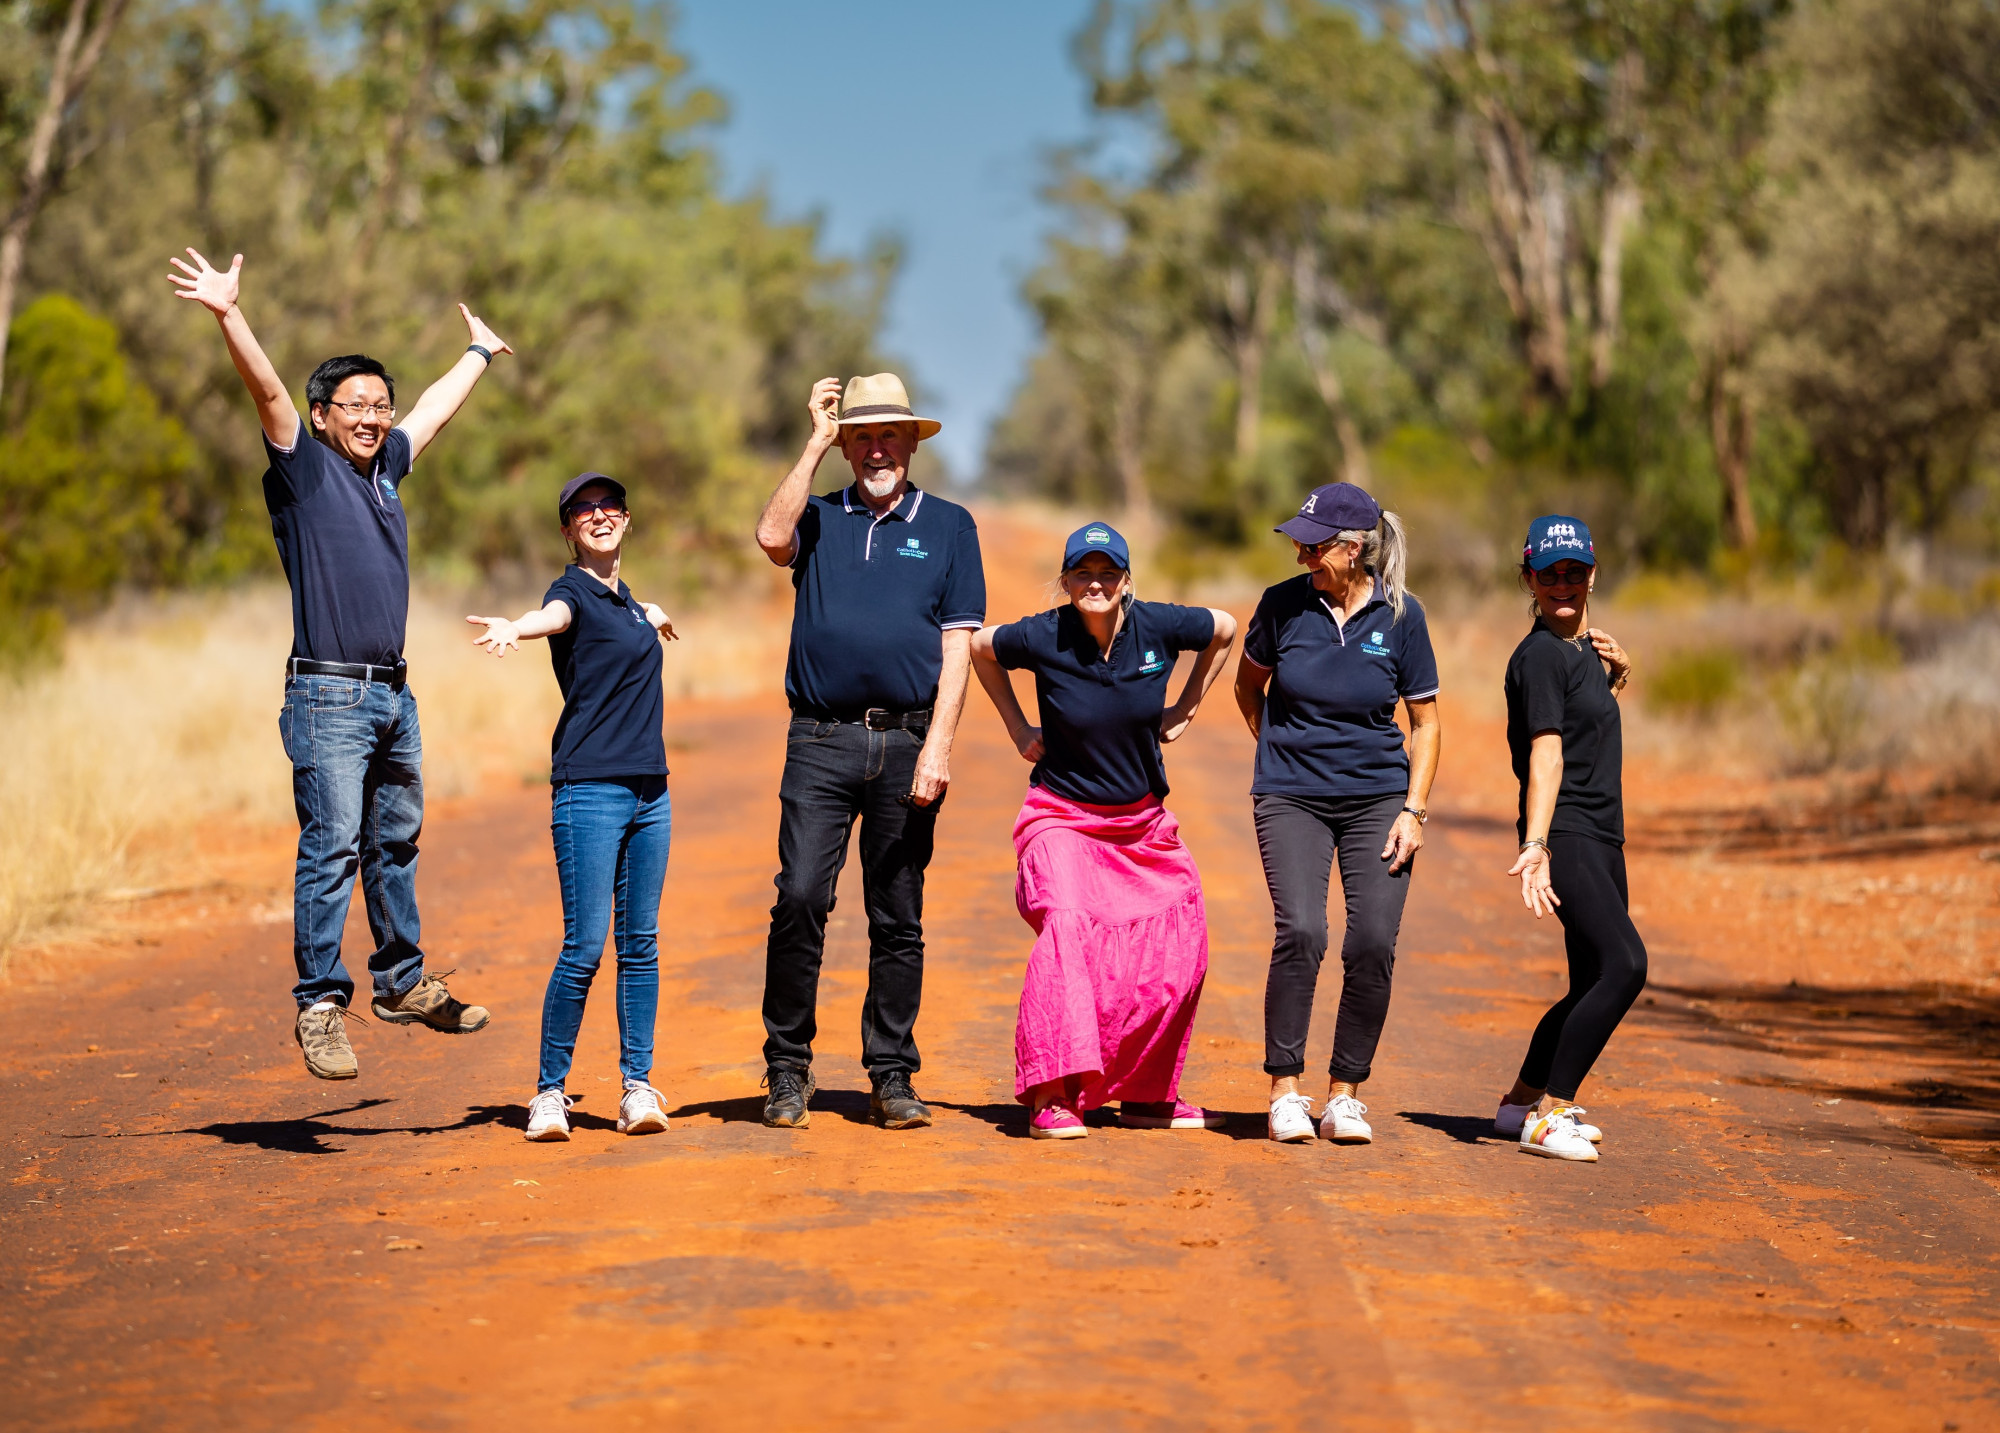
[1522,514,1596,570]
[557,471,627,522]
[1062,520,1131,572]
[1275,482,1382,545]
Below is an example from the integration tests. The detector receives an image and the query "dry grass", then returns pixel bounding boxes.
[0,573,794,966]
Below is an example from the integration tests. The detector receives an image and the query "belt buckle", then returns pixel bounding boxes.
[864,708,891,731]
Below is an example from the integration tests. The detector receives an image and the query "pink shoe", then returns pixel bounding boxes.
[1118,1099,1226,1130]
[1030,1103,1088,1140]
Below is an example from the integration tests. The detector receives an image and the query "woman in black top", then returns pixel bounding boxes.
[1496,514,1644,1163]
[467,472,679,1143]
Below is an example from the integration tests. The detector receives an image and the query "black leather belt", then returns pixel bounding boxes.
[287,657,407,688]
[793,705,931,731]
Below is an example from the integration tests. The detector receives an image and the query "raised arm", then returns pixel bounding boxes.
[1161,609,1239,743]
[756,377,841,565]
[169,249,298,448]
[465,600,572,657]
[396,303,512,461]
[970,627,1044,763]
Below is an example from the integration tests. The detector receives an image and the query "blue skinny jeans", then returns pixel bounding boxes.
[540,776,672,1091]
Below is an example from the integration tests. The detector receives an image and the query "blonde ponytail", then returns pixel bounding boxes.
[1337,509,1410,620]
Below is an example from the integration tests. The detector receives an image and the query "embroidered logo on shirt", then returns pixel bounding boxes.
[1139,648,1165,673]
[897,536,929,559]
[379,477,399,503]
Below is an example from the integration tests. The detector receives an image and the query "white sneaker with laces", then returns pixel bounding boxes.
[525,1088,573,1142]
[1320,1094,1372,1143]
[1268,1091,1317,1143]
[618,1083,670,1135]
[1495,1100,1600,1143]
[1519,1104,1599,1161]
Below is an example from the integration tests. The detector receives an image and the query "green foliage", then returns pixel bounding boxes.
[0,296,199,658]
[1647,646,1743,716]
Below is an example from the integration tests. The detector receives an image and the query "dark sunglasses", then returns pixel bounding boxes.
[564,498,627,522]
[1533,563,1594,586]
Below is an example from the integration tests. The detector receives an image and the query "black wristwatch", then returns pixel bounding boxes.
[1402,805,1427,825]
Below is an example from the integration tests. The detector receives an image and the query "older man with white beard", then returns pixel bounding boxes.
[751,374,986,1131]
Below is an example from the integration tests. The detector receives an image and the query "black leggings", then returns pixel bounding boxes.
[1518,833,1648,1102]
[1255,791,1413,1082]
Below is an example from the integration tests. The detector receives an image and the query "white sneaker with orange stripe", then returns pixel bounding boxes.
[1519,1104,1599,1161]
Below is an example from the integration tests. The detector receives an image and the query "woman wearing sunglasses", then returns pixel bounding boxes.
[1234,482,1440,1146]
[466,473,679,1142]
[1495,516,1644,1162]
[970,522,1237,1139]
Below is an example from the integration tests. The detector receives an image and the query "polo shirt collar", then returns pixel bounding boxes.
[841,483,924,523]
[1318,588,1388,645]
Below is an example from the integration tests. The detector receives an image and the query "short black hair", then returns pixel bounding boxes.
[306,355,395,410]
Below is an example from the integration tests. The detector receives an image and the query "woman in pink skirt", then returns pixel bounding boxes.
[970,522,1238,1139]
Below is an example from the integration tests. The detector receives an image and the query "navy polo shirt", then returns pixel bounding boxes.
[544,567,667,784]
[1243,575,1439,796]
[992,600,1216,807]
[785,485,986,713]
[263,419,413,667]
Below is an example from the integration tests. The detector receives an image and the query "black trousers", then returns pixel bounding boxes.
[1255,790,1413,1082]
[761,716,939,1078]
[1518,832,1648,1101]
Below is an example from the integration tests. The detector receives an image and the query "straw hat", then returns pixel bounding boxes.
[836,372,941,441]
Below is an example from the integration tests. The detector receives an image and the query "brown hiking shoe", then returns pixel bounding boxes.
[296,1004,358,1080]
[371,970,490,1033]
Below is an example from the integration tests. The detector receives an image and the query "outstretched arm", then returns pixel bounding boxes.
[756,377,842,565]
[1161,609,1239,743]
[397,303,513,461]
[970,627,1043,763]
[169,249,299,448]
[466,600,572,657]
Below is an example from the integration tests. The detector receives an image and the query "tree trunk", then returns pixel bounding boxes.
[1590,175,1641,390]
[1109,354,1155,538]
[1293,250,1372,487]
[0,0,130,405]
[1706,347,1756,549]
[1226,258,1281,470]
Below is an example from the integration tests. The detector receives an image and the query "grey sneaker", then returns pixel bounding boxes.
[296,1004,358,1081]
[761,1066,815,1128]
[869,1071,932,1129]
[371,970,490,1033]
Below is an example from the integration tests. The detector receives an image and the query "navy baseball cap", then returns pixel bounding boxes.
[1062,521,1131,571]
[1522,514,1596,570]
[557,471,627,521]
[1275,482,1382,544]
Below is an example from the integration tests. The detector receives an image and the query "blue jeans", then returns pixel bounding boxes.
[279,674,427,1009]
[541,777,672,1091]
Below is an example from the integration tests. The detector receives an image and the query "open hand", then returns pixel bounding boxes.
[458,303,513,358]
[466,615,520,656]
[1507,844,1561,918]
[1011,724,1045,763]
[807,376,842,447]
[168,248,241,316]
[642,602,678,640]
[1380,811,1425,873]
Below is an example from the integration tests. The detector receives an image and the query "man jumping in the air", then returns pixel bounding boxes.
[171,247,508,1080]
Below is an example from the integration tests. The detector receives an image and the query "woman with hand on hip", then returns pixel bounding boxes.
[1234,483,1440,1146]
[466,473,679,1142]
[1495,516,1644,1162]
[970,522,1238,1140]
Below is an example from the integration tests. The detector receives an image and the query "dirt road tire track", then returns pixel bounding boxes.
[4,695,1997,1430]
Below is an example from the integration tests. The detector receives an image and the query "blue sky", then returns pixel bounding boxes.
[674,2,1103,480]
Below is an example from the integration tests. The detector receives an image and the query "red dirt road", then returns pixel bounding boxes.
[5,697,2000,1428]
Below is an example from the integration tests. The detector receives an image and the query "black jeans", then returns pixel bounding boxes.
[762,716,940,1079]
[1255,791,1414,1082]
[1518,833,1648,1101]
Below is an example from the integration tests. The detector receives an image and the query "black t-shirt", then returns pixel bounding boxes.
[786,485,986,712]
[1504,621,1624,844]
[1242,576,1440,796]
[544,567,667,784]
[263,420,413,667]
[991,600,1216,806]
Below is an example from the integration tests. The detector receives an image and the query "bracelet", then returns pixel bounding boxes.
[466,344,493,364]
[1402,805,1427,825]
[1520,838,1549,853]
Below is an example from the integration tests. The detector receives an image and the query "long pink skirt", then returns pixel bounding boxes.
[1011,784,1209,1109]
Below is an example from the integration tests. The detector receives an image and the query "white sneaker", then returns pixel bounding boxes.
[1268,1091,1316,1143]
[1495,1100,1601,1143]
[1319,1094,1372,1144]
[618,1083,670,1135]
[1519,1105,1599,1161]
[525,1088,573,1142]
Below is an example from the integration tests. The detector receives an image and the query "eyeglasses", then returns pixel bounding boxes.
[564,498,627,522]
[1295,538,1351,557]
[1534,563,1594,586]
[319,400,397,420]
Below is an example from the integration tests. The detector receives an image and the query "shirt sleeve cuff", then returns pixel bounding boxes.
[1239,652,1274,671]
[1401,685,1440,700]
[940,618,985,631]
